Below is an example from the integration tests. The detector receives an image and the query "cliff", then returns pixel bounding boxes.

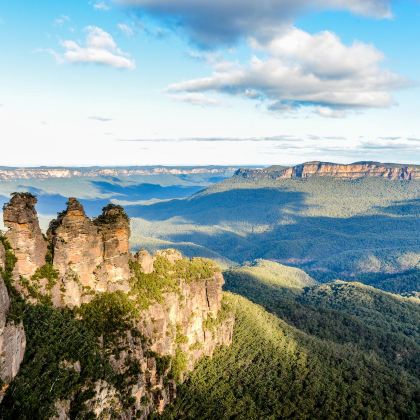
[0,241,26,403]
[0,193,234,418]
[235,161,420,181]
[3,193,48,280]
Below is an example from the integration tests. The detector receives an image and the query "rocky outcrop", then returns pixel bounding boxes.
[94,204,131,287]
[235,161,420,181]
[0,193,234,417]
[46,199,130,307]
[88,252,234,418]
[46,198,104,307]
[42,248,233,418]
[3,193,47,280]
[0,243,26,403]
[139,264,233,373]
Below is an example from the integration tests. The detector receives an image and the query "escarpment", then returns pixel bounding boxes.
[0,240,26,403]
[235,161,420,181]
[3,193,48,280]
[0,193,234,418]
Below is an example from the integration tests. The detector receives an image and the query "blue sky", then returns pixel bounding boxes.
[0,0,419,166]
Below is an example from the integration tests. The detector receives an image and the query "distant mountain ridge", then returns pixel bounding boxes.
[235,161,420,180]
[0,166,239,180]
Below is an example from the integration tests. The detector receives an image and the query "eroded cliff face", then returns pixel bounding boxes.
[94,204,131,288]
[0,193,234,418]
[235,161,420,181]
[135,250,233,372]
[3,193,47,280]
[45,199,131,307]
[0,242,26,403]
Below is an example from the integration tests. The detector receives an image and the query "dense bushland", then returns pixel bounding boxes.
[164,293,419,419]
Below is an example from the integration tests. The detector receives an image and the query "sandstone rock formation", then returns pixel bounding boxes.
[45,199,131,307]
[235,161,420,181]
[138,262,233,373]
[44,249,233,418]
[0,193,234,417]
[94,204,131,287]
[0,242,26,403]
[3,193,47,279]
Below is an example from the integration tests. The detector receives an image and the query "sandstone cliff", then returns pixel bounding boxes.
[45,199,131,307]
[0,241,26,403]
[3,193,47,280]
[0,193,234,418]
[235,161,420,181]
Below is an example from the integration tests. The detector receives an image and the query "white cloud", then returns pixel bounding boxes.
[117,0,392,46]
[61,26,135,70]
[33,48,64,64]
[118,23,135,37]
[167,27,404,115]
[54,15,70,27]
[168,93,222,107]
[94,2,111,11]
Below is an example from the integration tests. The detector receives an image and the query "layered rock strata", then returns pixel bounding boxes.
[3,193,47,280]
[45,199,131,306]
[235,161,420,181]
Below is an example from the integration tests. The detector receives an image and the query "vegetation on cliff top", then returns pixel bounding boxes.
[129,255,219,309]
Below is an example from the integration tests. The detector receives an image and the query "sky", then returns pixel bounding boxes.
[0,0,420,166]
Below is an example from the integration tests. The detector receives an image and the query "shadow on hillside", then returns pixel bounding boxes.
[91,180,203,201]
[125,189,420,282]
[224,270,420,377]
[378,198,420,216]
[163,212,419,263]
[125,188,308,225]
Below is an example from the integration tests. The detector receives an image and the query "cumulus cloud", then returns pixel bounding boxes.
[167,27,404,114]
[61,26,135,69]
[116,0,392,46]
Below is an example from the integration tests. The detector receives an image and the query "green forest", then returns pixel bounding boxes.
[130,177,420,293]
[163,261,420,419]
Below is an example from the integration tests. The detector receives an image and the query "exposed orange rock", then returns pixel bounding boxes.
[94,204,131,289]
[236,161,420,181]
[46,199,131,307]
[3,193,47,280]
